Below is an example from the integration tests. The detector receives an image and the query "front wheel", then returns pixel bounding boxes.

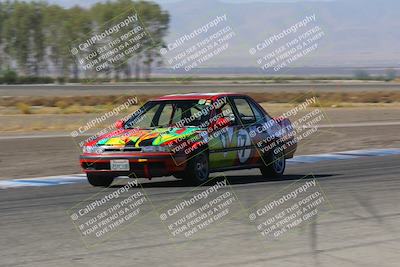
[87,173,114,187]
[260,149,286,179]
[184,152,210,185]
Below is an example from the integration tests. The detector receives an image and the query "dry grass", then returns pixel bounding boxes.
[1,91,400,115]
[15,102,32,114]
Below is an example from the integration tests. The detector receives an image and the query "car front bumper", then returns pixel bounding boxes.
[80,152,186,178]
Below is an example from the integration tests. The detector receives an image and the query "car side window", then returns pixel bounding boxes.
[248,99,266,122]
[218,100,237,125]
[233,98,256,125]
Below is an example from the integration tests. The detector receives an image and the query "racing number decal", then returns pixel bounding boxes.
[237,129,251,163]
[218,128,251,163]
[219,127,234,158]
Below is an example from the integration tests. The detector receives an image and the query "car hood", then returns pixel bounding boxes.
[87,127,203,147]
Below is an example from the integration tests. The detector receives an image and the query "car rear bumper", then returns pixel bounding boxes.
[80,153,186,178]
[285,139,297,159]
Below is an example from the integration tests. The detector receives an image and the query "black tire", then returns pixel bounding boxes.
[260,149,286,179]
[87,173,114,187]
[184,152,210,185]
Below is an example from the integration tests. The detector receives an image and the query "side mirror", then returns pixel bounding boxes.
[115,120,125,129]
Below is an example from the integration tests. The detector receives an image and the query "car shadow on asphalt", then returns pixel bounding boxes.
[109,174,336,189]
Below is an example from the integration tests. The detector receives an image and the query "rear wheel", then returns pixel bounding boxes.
[184,152,210,185]
[87,173,115,187]
[260,149,286,179]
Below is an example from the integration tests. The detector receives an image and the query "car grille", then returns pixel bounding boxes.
[81,162,167,176]
[103,146,142,152]
[82,162,110,170]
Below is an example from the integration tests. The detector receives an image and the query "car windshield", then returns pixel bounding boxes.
[124,100,212,129]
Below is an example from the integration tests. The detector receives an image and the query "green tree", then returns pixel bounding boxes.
[135,0,169,80]
[42,4,67,77]
[63,6,92,79]
[353,69,370,80]
[30,2,46,76]
[0,0,169,81]
[385,68,396,81]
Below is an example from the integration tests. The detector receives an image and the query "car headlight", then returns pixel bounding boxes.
[82,146,104,154]
[141,146,171,153]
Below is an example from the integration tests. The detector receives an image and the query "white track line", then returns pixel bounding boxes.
[0,148,399,189]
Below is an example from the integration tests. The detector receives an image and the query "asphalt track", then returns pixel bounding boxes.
[1,151,399,267]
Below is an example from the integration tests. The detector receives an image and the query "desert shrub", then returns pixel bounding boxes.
[16,102,32,114]
[55,100,69,109]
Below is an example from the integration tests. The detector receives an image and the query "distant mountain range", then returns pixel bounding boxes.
[39,0,400,69]
[160,0,400,68]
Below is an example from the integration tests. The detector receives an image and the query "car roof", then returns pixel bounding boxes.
[155,92,244,101]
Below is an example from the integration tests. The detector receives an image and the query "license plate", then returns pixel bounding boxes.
[110,159,130,171]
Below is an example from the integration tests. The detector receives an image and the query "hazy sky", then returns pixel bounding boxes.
[22,0,397,67]
[34,0,333,8]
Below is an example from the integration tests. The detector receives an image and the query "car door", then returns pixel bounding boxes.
[230,97,264,166]
[208,98,241,169]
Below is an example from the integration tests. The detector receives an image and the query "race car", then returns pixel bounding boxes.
[80,93,297,186]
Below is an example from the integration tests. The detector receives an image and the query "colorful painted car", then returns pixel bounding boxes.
[80,93,297,186]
